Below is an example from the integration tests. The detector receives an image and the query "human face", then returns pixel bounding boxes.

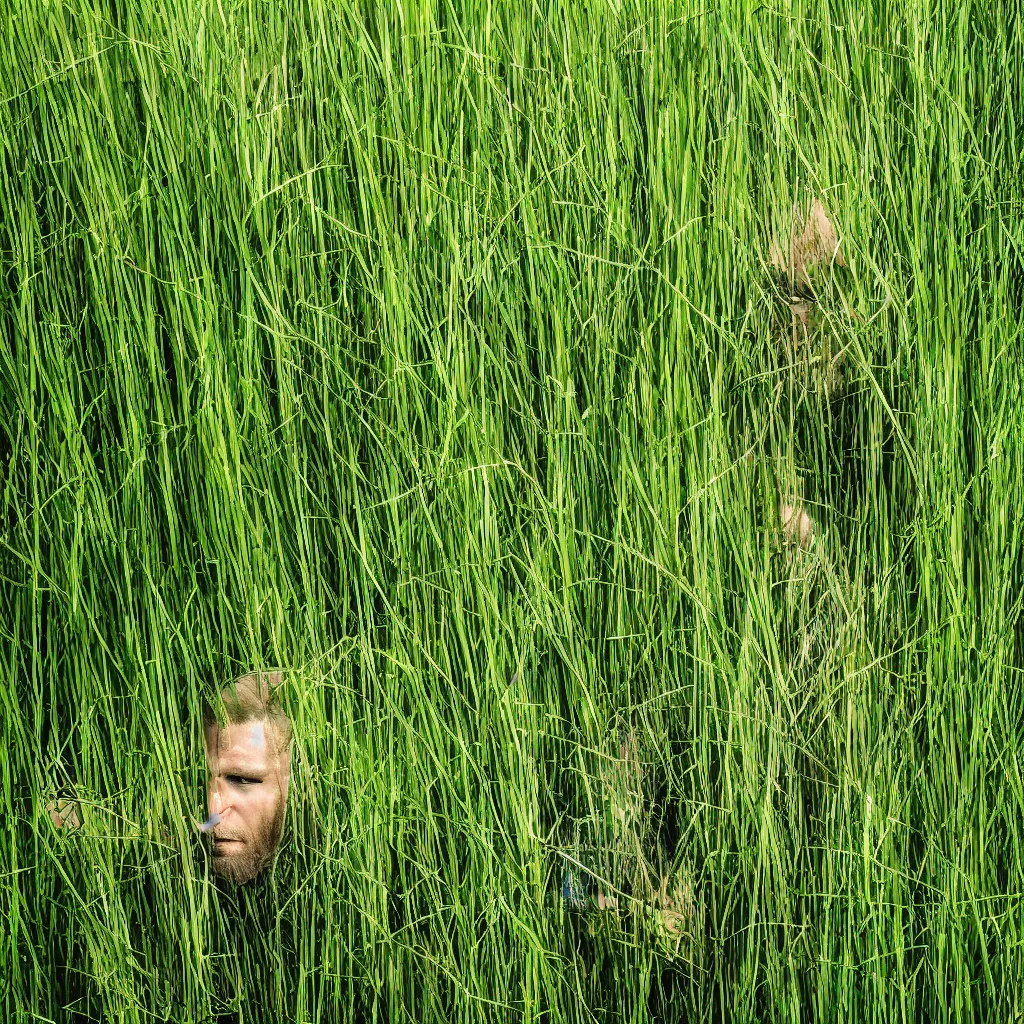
[203,719,291,884]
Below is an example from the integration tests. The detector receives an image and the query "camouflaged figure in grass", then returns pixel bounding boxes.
[202,671,293,885]
[768,197,853,403]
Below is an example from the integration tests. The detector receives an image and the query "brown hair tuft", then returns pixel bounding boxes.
[203,670,292,751]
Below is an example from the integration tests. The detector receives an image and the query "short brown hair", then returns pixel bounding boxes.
[203,671,292,751]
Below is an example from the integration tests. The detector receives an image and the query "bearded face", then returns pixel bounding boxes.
[203,718,291,884]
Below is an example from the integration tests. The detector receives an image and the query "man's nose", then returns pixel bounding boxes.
[208,779,233,817]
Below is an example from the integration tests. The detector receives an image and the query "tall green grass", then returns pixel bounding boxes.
[2,1,1022,1021]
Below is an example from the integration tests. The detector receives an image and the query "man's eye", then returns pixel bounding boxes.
[226,775,262,786]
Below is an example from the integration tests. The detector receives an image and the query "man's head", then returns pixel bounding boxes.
[202,671,292,884]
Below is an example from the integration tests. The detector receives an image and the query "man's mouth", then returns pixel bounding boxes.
[212,837,244,856]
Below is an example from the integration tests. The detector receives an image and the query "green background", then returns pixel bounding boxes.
[2,1,1022,1021]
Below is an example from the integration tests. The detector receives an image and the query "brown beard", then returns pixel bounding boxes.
[211,799,286,885]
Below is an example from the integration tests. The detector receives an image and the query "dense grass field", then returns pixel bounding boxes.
[3,1,1023,1021]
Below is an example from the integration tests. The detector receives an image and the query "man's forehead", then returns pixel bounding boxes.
[205,720,274,756]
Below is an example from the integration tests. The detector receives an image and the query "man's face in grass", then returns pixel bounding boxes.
[204,717,291,884]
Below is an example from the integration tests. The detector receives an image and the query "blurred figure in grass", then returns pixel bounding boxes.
[557,723,704,964]
[45,795,81,829]
[203,671,292,885]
